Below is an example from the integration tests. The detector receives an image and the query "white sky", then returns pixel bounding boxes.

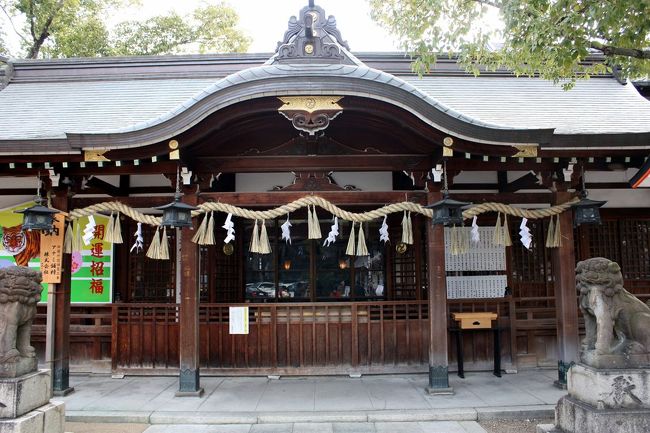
[2,0,401,55]
[122,0,400,53]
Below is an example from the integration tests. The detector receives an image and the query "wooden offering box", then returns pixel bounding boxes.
[452,312,498,329]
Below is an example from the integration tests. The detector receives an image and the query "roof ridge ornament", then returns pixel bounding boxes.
[271,1,357,65]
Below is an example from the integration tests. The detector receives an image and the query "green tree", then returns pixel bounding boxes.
[369,0,650,86]
[0,28,8,57]
[0,0,250,59]
[110,5,249,56]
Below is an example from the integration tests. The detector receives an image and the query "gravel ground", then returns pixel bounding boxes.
[479,418,554,433]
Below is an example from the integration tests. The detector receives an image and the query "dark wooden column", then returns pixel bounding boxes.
[50,189,74,396]
[551,190,580,388]
[176,189,204,396]
[425,190,453,394]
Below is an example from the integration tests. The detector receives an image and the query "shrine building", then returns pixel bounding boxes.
[0,2,649,396]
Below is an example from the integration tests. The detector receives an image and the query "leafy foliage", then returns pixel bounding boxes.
[368,0,650,87]
[0,28,8,57]
[0,0,250,59]
[111,5,249,56]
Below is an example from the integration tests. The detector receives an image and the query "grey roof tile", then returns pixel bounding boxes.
[0,62,649,143]
[401,76,650,134]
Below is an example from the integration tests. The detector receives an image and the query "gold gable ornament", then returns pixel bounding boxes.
[277,96,344,135]
[84,149,110,162]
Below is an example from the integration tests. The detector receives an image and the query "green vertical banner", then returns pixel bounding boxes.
[69,215,113,303]
[0,202,113,304]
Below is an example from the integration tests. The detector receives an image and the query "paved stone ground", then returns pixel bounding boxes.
[61,370,563,419]
[59,370,565,432]
[66,421,487,432]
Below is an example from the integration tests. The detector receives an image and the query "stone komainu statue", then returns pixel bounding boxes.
[0,266,42,363]
[577,257,650,366]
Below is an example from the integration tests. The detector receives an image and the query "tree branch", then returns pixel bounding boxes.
[471,0,503,8]
[26,0,64,59]
[591,41,650,60]
[0,4,29,44]
[28,0,35,40]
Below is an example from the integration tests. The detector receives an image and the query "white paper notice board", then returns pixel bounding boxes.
[229,306,249,334]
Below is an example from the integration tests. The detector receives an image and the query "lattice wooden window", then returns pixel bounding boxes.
[619,219,650,281]
[199,218,242,303]
[127,223,176,303]
[199,246,210,303]
[585,219,650,280]
[387,214,422,299]
[585,220,621,265]
[509,219,553,299]
[577,216,650,296]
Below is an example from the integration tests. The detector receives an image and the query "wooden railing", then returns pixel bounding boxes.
[111,303,180,370]
[198,301,429,372]
[32,282,650,373]
[110,301,430,373]
[32,305,112,362]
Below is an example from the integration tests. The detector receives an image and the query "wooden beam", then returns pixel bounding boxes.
[86,176,121,197]
[71,195,174,209]
[425,190,452,393]
[500,172,540,193]
[197,191,429,206]
[192,155,433,173]
[50,188,74,396]
[497,171,508,192]
[551,191,580,387]
[450,193,554,204]
[176,189,203,397]
[118,175,130,196]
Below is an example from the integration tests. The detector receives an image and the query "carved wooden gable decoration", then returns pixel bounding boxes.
[278,96,343,135]
[273,0,355,65]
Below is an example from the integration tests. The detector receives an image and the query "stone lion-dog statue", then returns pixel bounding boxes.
[577,257,650,367]
[0,266,42,367]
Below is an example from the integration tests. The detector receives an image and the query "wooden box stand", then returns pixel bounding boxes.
[451,312,501,378]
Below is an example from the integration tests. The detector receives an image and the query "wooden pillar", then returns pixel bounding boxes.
[49,189,74,396]
[551,190,580,388]
[176,190,204,396]
[425,191,453,394]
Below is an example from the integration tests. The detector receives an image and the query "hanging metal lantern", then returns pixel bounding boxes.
[426,195,471,227]
[156,192,197,228]
[572,196,606,226]
[572,165,606,226]
[426,159,471,226]
[15,197,60,232]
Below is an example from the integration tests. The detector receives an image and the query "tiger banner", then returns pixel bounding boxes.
[0,202,113,303]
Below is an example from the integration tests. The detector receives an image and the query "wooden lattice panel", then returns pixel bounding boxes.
[446,275,508,299]
[509,219,552,299]
[127,222,177,303]
[444,227,506,272]
[444,227,507,299]
[619,219,650,280]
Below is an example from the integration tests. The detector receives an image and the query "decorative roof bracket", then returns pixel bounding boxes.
[278,96,343,135]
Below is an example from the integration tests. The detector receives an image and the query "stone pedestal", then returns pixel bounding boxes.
[545,363,650,433]
[0,359,37,380]
[0,370,64,433]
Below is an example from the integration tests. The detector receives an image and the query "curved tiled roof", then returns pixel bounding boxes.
[111,63,516,135]
[0,55,649,153]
